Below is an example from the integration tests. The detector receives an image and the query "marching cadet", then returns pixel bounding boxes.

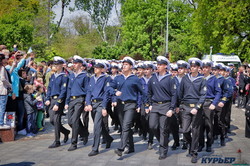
[146,56,177,160]
[225,66,236,133]
[110,64,120,131]
[111,57,145,157]
[64,55,89,151]
[45,56,70,148]
[169,63,180,150]
[85,60,114,156]
[213,63,229,146]
[140,61,154,149]
[198,60,221,152]
[220,66,234,136]
[134,62,145,135]
[178,57,206,163]
[176,60,189,150]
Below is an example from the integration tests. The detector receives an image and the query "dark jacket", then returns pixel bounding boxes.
[24,93,37,114]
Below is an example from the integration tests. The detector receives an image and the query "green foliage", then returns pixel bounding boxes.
[0,0,40,50]
[191,0,250,62]
[92,43,125,59]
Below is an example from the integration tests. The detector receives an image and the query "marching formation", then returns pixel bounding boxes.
[0,46,249,164]
[45,55,239,163]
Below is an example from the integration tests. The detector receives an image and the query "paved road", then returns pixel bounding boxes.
[0,105,249,166]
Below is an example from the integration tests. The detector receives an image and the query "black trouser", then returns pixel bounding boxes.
[181,104,203,156]
[103,101,111,132]
[224,97,232,132]
[91,101,113,152]
[117,101,136,151]
[149,102,171,155]
[49,98,69,143]
[199,100,214,148]
[213,105,226,139]
[81,107,89,138]
[140,104,154,143]
[68,96,88,145]
[169,113,180,144]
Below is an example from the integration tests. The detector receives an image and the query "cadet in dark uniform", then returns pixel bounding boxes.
[146,56,177,160]
[176,60,189,150]
[213,63,229,146]
[111,57,145,156]
[169,64,180,150]
[65,55,89,151]
[220,65,234,137]
[198,60,221,152]
[179,58,206,163]
[45,56,70,148]
[86,60,114,156]
[140,61,154,149]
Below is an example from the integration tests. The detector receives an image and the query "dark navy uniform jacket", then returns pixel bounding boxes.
[228,76,237,91]
[204,74,221,106]
[147,73,177,110]
[179,73,207,110]
[110,74,145,106]
[66,71,89,105]
[216,75,230,103]
[225,76,234,98]
[138,76,152,107]
[86,74,112,109]
[46,72,68,106]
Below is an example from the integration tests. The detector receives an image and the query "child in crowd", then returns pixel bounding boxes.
[23,84,40,137]
[34,85,45,132]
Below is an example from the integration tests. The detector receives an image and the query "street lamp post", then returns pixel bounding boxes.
[166,0,169,54]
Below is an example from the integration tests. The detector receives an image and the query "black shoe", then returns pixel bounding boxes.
[171,142,180,150]
[48,142,60,148]
[114,149,123,156]
[142,135,147,141]
[114,125,118,131]
[197,146,204,152]
[159,154,167,160]
[106,138,114,149]
[133,128,138,133]
[117,128,122,133]
[111,120,115,126]
[182,142,188,150]
[148,143,153,150]
[124,149,134,154]
[68,144,77,151]
[191,155,198,163]
[186,153,192,157]
[206,147,212,152]
[88,150,99,157]
[83,137,88,145]
[63,131,70,143]
[221,139,225,146]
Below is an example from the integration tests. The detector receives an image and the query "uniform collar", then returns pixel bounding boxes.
[188,73,203,82]
[54,72,65,78]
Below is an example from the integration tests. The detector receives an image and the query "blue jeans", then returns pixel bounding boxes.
[0,95,8,125]
[27,112,36,134]
[17,100,26,131]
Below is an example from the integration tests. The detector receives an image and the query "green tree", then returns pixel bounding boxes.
[191,0,250,61]
[75,0,114,42]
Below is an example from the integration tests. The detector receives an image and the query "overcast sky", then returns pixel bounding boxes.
[52,0,120,27]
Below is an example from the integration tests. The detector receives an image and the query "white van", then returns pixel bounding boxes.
[202,54,241,68]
